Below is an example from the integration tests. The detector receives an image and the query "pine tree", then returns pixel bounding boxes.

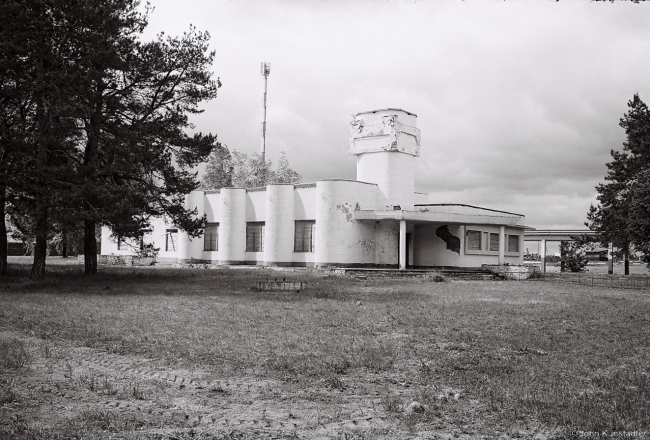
[1,0,220,277]
[0,0,83,278]
[587,94,650,274]
[623,94,650,265]
[56,3,219,274]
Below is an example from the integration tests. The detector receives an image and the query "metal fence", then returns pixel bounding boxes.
[537,272,650,290]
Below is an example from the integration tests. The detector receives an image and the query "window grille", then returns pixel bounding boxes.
[508,235,519,253]
[489,233,499,252]
[294,221,316,252]
[466,230,481,250]
[204,223,218,251]
[246,222,265,252]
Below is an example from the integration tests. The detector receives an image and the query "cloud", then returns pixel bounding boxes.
[143,0,650,229]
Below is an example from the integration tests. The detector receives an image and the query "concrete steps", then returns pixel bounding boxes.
[330,267,498,281]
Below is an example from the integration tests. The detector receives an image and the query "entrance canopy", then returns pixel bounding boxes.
[354,204,525,226]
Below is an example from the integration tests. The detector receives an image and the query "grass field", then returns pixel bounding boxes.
[1,265,649,439]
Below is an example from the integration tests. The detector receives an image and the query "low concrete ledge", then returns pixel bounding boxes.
[481,264,539,280]
[256,281,307,292]
[81,255,156,266]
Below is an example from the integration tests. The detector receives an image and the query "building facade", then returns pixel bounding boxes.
[101,108,525,269]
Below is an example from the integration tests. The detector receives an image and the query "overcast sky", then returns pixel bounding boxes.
[142,0,650,230]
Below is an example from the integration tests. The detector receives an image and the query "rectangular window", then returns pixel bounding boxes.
[489,233,499,252]
[246,222,265,252]
[204,223,218,251]
[294,220,316,252]
[508,234,519,253]
[466,230,481,251]
[165,229,178,252]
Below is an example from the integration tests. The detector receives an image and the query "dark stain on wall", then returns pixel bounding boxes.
[336,203,356,222]
[436,225,460,254]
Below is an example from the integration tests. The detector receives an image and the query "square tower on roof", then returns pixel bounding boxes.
[349,108,420,210]
[349,108,421,157]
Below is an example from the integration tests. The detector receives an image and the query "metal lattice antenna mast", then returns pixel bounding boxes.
[261,62,271,178]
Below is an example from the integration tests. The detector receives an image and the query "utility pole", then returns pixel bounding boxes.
[261,61,271,183]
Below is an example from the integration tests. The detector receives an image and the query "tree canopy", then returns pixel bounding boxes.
[200,145,302,190]
[0,0,220,278]
[587,94,650,273]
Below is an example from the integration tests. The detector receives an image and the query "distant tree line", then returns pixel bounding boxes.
[587,94,650,275]
[200,144,301,190]
[0,0,220,278]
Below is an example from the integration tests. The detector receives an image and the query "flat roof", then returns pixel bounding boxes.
[355,207,524,226]
[416,204,524,218]
[354,108,417,117]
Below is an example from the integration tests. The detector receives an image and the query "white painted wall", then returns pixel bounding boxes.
[100,226,130,256]
[264,184,295,266]
[357,152,415,210]
[413,223,524,267]
[374,221,399,266]
[351,109,419,211]
[150,217,177,261]
[292,251,316,266]
[204,192,221,223]
[245,190,266,222]
[178,190,205,262]
[219,188,246,264]
[202,192,221,263]
[244,252,264,265]
[293,185,317,220]
[99,107,527,269]
[315,179,379,267]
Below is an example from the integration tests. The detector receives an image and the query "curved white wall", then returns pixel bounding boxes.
[357,152,414,210]
[219,188,246,264]
[315,179,378,267]
[264,184,295,266]
[178,190,205,263]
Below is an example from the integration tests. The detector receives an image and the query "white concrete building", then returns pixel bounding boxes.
[101,108,526,269]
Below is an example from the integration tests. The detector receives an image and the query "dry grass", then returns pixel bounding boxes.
[0,264,649,438]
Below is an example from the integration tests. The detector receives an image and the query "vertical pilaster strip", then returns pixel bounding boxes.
[264,184,295,266]
[219,188,246,265]
[178,190,205,263]
[399,220,407,270]
[498,225,506,265]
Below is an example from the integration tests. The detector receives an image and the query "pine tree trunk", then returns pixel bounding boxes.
[624,248,629,276]
[0,181,7,277]
[61,230,68,258]
[31,55,48,281]
[84,219,97,275]
[31,222,47,279]
[82,86,103,276]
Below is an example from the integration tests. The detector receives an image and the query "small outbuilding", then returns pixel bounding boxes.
[101,108,525,269]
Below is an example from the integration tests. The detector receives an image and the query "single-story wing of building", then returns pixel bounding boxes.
[101,108,525,269]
